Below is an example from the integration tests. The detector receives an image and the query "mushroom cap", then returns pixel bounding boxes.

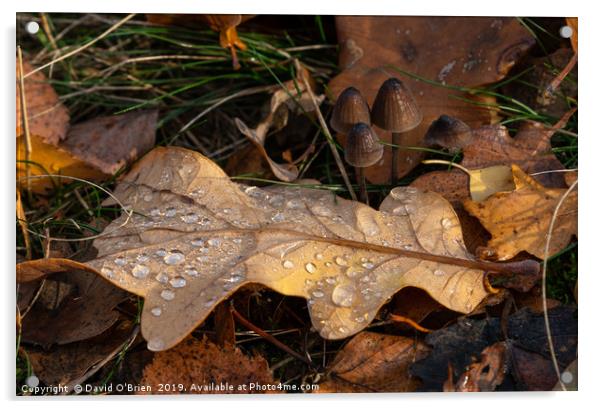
[371,78,422,133]
[344,123,384,168]
[424,115,473,150]
[330,87,371,134]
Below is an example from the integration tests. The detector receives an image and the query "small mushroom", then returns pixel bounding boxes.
[424,115,473,153]
[371,78,422,185]
[330,87,371,134]
[344,123,384,204]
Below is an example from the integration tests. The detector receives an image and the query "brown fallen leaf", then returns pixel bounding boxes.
[464,164,577,260]
[18,259,128,346]
[235,67,321,181]
[27,321,136,386]
[412,113,574,205]
[318,332,429,392]
[390,287,443,326]
[139,336,277,394]
[16,58,69,145]
[83,147,540,351]
[329,16,534,183]
[444,341,508,392]
[61,110,158,176]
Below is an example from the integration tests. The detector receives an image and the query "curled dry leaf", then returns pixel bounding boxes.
[139,336,277,394]
[17,259,128,346]
[444,341,508,392]
[329,16,534,183]
[464,164,577,260]
[86,146,507,351]
[412,112,574,206]
[235,68,321,181]
[16,59,69,145]
[317,332,429,392]
[27,321,136,386]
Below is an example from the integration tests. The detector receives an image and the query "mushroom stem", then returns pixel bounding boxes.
[391,132,401,185]
[356,167,368,204]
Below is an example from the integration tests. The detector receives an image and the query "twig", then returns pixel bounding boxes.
[294,59,357,201]
[544,51,578,99]
[24,13,136,78]
[541,178,578,391]
[231,306,313,367]
[17,46,32,194]
[16,190,32,260]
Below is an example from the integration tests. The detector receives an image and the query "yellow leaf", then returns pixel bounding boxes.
[464,164,577,260]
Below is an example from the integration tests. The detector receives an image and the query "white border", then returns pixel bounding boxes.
[3,1,599,408]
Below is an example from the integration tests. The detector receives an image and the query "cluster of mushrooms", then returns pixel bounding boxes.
[330,78,423,203]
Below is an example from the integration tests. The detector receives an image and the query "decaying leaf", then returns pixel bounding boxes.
[19,260,128,346]
[16,59,70,145]
[413,114,573,206]
[27,321,136,386]
[318,332,429,392]
[411,306,577,391]
[444,341,508,392]
[85,146,511,351]
[235,68,321,181]
[464,164,577,260]
[329,16,535,183]
[139,336,277,394]
[61,110,158,175]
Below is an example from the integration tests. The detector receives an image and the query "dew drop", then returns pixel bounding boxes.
[311,290,325,298]
[114,256,127,266]
[169,277,187,288]
[332,284,355,307]
[315,253,324,260]
[150,307,162,317]
[204,296,217,307]
[160,289,175,301]
[392,206,408,215]
[143,193,153,202]
[131,264,150,279]
[325,262,333,267]
[207,238,221,247]
[164,250,185,265]
[286,199,304,209]
[441,218,452,229]
[232,238,243,244]
[149,208,161,217]
[185,268,199,277]
[325,277,337,285]
[345,267,363,278]
[271,212,285,223]
[334,256,347,267]
[305,262,317,274]
[402,244,413,250]
[361,261,375,269]
[147,338,165,351]
[165,207,177,217]
[282,260,294,269]
[136,253,150,263]
[155,248,167,257]
[191,238,205,247]
[101,267,114,278]
[433,269,445,276]
[354,315,366,323]
[311,205,333,217]
[155,273,168,283]
[181,213,199,224]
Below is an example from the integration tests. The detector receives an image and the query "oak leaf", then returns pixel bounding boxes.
[85,147,525,351]
[317,332,429,392]
[464,164,577,260]
[328,16,534,183]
